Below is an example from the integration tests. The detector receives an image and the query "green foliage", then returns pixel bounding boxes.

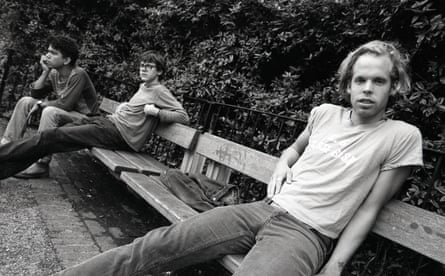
[1,0,444,141]
[1,0,443,201]
[1,0,444,274]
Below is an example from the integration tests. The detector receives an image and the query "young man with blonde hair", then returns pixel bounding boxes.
[54,41,423,276]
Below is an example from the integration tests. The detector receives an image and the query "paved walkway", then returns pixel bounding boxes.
[0,118,227,276]
[0,118,165,275]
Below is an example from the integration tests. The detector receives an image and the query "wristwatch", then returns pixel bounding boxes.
[36,100,43,108]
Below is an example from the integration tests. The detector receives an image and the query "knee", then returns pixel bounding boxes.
[39,128,59,144]
[16,96,36,109]
[41,106,63,120]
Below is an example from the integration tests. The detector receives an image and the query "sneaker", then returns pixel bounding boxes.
[14,162,50,179]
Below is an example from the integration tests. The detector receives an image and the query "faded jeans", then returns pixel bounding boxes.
[0,116,130,179]
[2,96,87,164]
[56,200,334,276]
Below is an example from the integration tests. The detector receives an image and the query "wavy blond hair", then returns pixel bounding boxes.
[337,40,411,96]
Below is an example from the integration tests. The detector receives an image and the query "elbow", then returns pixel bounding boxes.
[51,101,72,112]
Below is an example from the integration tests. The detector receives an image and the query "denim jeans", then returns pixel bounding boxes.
[55,201,333,276]
[0,116,130,179]
[2,96,87,163]
[3,96,87,141]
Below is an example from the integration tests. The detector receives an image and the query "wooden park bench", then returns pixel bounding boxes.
[120,133,445,273]
[91,97,445,274]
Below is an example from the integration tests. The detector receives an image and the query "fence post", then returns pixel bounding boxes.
[199,101,217,133]
[0,49,13,107]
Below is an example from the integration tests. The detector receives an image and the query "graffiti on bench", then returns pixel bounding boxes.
[215,144,247,171]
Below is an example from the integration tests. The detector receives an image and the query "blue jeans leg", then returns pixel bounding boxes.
[55,201,332,276]
[0,117,129,179]
[234,208,333,276]
[55,202,278,276]
[2,96,37,142]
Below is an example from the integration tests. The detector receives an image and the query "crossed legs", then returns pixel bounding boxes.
[0,116,129,179]
[1,96,88,177]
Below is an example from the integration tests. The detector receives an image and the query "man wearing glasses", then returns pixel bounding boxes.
[0,50,189,179]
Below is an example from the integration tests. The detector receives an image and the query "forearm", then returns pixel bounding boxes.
[44,98,76,111]
[158,109,190,124]
[32,70,51,90]
[320,167,413,275]
[278,147,300,167]
[321,207,379,274]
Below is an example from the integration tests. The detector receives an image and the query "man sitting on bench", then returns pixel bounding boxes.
[1,35,99,178]
[0,50,189,179]
[55,40,423,276]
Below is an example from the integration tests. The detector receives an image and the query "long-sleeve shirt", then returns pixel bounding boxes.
[30,67,98,115]
[108,83,189,151]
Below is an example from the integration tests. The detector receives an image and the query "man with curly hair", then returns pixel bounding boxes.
[1,35,98,178]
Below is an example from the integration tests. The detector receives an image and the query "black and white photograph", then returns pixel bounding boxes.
[0,0,444,275]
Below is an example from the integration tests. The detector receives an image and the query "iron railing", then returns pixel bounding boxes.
[0,48,444,203]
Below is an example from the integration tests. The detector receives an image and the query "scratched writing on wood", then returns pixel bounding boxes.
[215,144,247,170]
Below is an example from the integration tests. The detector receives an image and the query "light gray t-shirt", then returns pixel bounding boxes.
[272,104,423,238]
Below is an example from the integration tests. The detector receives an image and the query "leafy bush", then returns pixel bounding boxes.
[1,0,444,273]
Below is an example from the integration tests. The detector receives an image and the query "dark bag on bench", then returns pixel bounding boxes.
[159,169,240,212]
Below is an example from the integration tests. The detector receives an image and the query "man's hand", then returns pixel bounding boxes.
[267,161,292,197]
[40,55,50,72]
[28,103,40,116]
[144,104,160,117]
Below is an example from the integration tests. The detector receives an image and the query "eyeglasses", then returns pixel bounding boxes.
[140,62,157,70]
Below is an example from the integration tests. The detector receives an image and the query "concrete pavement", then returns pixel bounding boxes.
[0,118,227,276]
[0,118,162,275]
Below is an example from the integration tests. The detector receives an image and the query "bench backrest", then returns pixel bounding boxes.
[188,132,445,264]
[98,97,120,114]
[187,132,278,183]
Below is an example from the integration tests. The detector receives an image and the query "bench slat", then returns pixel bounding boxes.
[155,123,199,150]
[90,148,139,173]
[99,97,120,114]
[373,200,445,263]
[194,133,278,184]
[121,172,198,221]
[115,150,167,175]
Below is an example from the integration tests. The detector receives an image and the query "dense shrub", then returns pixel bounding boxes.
[2,0,443,139]
[0,0,444,274]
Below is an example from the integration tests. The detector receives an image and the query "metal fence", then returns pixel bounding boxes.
[0,48,444,204]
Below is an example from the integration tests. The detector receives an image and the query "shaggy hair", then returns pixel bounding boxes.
[48,35,79,65]
[139,51,167,79]
[337,40,411,97]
